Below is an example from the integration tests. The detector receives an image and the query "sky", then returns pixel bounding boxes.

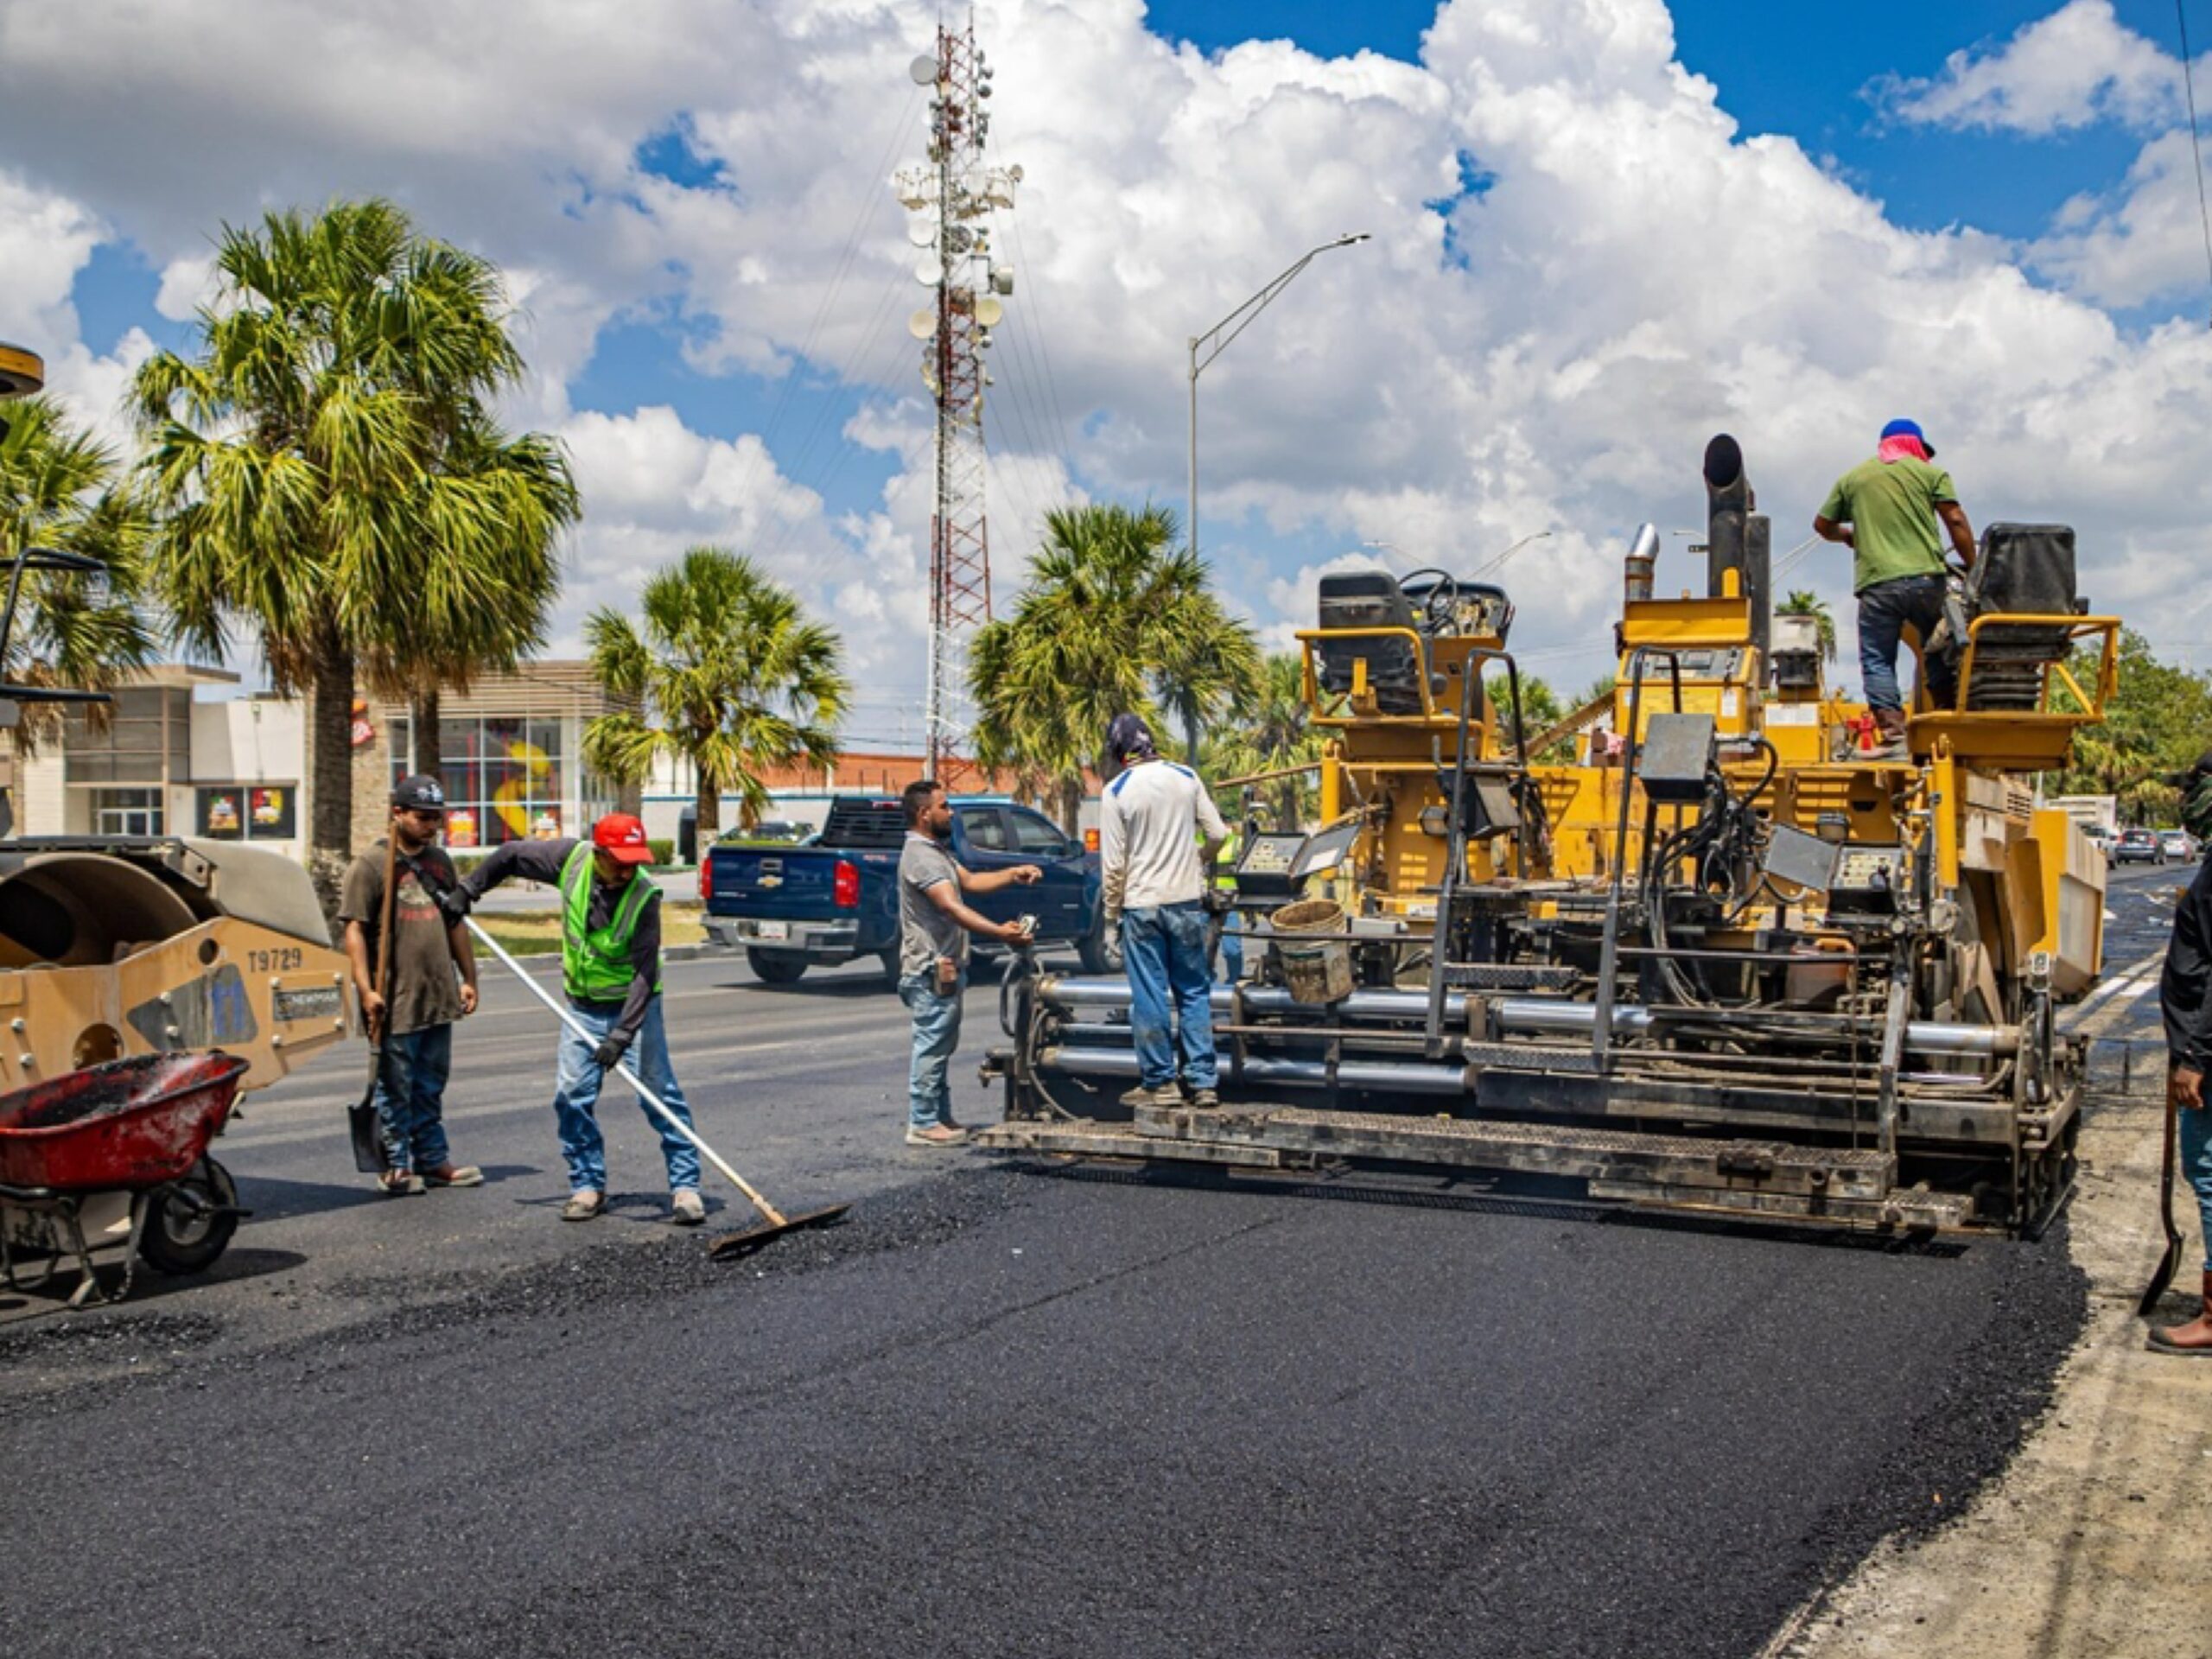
[4,0,2211,746]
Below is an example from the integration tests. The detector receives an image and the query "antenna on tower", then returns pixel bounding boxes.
[893,7,1020,783]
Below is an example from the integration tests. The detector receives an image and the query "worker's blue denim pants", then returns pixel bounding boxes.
[1122,902,1217,1091]
[375,1022,453,1174]
[1856,573,1953,715]
[550,995,701,1194]
[2181,1095,2212,1273]
[899,967,966,1130]
[1217,912,1244,983]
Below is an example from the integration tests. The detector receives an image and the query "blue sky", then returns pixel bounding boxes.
[11,0,2212,721]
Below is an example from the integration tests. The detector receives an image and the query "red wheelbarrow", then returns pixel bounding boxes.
[0,1052,252,1308]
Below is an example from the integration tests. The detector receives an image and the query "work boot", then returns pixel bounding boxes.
[670,1188,706,1226]
[2148,1272,2212,1356]
[377,1169,425,1197]
[1120,1084,1177,1109]
[1865,708,1910,762]
[1187,1088,1221,1109]
[562,1188,605,1222]
[422,1163,483,1188]
[905,1123,969,1147]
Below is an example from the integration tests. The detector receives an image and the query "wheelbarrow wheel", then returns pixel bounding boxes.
[138,1156,239,1276]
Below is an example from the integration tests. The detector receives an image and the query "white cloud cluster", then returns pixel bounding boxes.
[0,0,2206,714]
[1873,0,2181,134]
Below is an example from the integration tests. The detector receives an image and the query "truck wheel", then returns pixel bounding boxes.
[138,1156,239,1276]
[747,948,810,985]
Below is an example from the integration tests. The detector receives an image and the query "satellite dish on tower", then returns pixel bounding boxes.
[907,219,938,248]
[909,54,939,86]
[975,296,1003,327]
[915,259,944,287]
[907,308,938,340]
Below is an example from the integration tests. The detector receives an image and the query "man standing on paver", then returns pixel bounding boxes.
[1812,417,1977,760]
[2151,753,2212,1354]
[442,813,705,1224]
[340,774,481,1197]
[897,779,1039,1147]
[1100,714,1228,1109]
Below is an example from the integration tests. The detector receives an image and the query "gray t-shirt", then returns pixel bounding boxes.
[898,833,969,980]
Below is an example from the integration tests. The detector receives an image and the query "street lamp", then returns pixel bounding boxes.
[1183,232,1370,757]
[1188,232,1370,567]
[1471,530,1552,581]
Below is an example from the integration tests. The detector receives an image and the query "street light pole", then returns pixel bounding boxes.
[1188,232,1370,565]
[1184,232,1370,758]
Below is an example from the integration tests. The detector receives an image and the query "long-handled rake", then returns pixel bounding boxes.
[466,918,850,1259]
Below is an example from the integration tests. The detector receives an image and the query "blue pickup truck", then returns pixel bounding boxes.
[702,794,1110,985]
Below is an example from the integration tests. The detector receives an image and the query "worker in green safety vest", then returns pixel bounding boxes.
[1211,820,1243,982]
[445,812,705,1225]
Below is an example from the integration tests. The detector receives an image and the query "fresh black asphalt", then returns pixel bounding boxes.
[0,865,2183,1658]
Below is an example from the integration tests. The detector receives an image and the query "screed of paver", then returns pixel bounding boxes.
[1781,1076,2212,1659]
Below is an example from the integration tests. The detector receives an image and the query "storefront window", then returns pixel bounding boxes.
[93,787,163,837]
[391,713,598,849]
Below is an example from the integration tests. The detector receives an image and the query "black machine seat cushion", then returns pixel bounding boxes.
[1316,571,1427,714]
[1954,523,2080,711]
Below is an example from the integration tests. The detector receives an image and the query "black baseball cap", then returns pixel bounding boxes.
[391,774,447,812]
[1106,714,1157,764]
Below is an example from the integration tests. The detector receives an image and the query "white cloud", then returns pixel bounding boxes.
[1873,0,2181,135]
[0,0,2208,714]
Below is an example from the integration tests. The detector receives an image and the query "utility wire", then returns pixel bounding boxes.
[2179,0,2212,328]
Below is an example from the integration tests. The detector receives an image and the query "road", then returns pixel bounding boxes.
[0,867,2186,1657]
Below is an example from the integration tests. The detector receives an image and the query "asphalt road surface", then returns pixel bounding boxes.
[0,868,2186,1658]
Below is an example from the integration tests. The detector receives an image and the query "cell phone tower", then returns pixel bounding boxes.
[894,11,1020,782]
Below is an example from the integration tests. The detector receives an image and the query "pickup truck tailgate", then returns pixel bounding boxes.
[708,848,848,918]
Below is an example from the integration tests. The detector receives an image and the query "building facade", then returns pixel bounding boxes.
[10,660,1058,861]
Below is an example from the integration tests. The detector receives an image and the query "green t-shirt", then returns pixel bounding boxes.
[1817,454,1956,593]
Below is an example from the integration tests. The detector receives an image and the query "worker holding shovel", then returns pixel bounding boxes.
[442,813,704,1225]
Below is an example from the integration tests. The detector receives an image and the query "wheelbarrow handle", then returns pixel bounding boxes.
[463,918,787,1228]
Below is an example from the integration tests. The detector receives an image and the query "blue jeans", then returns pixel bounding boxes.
[899,968,966,1130]
[551,996,701,1193]
[1217,912,1243,983]
[1123,902,1217,1090]
[2183,1097,2212,1274]
[375,1022,453,1173]
[1857,573,1954,715]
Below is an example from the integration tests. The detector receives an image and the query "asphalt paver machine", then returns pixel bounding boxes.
[0,340,356,1297]
[982,435,2117,1235]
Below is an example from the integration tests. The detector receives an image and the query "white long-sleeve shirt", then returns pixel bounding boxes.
[1099,758,1228,914]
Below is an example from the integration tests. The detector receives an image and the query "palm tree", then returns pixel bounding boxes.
[970,503,1258,830]
[582,547,849,839]
[134,199,569,914]
[1777,590,1838,663]
[363,423,579,773]
[1484,671,1568,761]
[0,397,158,753]
[1203,651,1319,829]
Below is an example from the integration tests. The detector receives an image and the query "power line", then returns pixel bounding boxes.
[2178,0,2212,327]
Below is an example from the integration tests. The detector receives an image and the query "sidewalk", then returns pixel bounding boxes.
[1779,1069,2212,1657]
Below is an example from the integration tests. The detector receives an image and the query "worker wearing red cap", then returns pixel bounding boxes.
[444,813,705,1224]
[1813,417,1978,760]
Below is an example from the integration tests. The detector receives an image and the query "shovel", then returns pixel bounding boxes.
[349,834,397,1174]
[463,918,850,1258]
[2139,1088,2184,1316]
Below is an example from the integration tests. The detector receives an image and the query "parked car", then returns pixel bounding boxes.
[2113,828,2167,866]
[2159,829,2198,863]
[702,793,1109,985]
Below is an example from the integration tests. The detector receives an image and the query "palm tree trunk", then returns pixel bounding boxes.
[694,762,720,843]
[307,636,355,925]
[410,683,442,775]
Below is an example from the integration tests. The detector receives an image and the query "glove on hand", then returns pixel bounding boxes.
[592,1034,630,1070]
